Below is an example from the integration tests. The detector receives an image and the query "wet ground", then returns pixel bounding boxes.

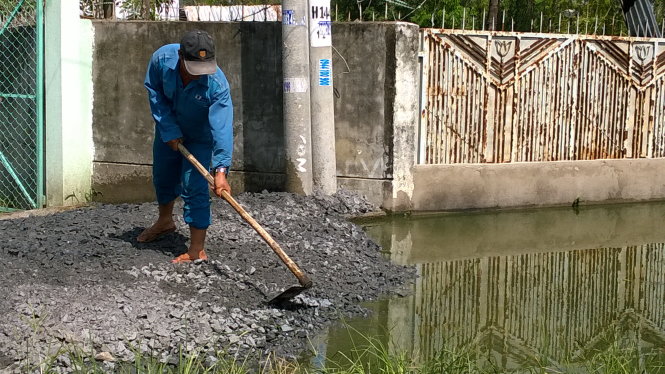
[0,191,415,372]
[304,202,665,371]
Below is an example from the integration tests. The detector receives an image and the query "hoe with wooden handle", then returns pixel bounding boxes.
[178,143,313,304]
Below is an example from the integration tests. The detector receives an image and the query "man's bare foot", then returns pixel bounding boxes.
[171,249,208,263]
[137,221,177,243]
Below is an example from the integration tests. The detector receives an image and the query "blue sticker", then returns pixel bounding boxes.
[318,21,332,37]
[283,10,296,25]
[319,59,331,86]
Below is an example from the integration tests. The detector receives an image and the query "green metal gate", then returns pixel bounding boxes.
[0,0,43,211]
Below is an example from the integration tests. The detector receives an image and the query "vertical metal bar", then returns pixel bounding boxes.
[36,0,44,207]
[585,17,588,35]
[576,16,580,34]
[594,16,598,34]
[599,62,609,157]
[502,9,505,31]
[418,32,428,164]
[539,12,543,33]
[484,34,494,162]
[558,13,562,33]
[426,36,433,163]
[482,9,485,31]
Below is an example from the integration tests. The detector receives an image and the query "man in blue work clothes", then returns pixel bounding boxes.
[137,30,233,264]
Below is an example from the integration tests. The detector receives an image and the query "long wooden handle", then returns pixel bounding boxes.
[178,144,312,288]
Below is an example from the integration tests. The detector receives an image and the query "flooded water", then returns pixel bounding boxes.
[305,202,665,371]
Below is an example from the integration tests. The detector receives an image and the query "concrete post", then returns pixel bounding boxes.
[45,0,94,206]
[308,0,337,195]
[282,0,313,194]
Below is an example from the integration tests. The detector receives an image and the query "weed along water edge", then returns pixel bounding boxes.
[304,201,665,373]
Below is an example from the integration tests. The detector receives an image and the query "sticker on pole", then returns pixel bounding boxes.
[309,0,331,47]
[283,9,296,25]
[318,59,331,86]
[284,77,309,93]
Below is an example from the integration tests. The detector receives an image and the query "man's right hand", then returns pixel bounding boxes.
[166,138,183,151]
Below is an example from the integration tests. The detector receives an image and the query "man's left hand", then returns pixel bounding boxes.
[213,171,231,198]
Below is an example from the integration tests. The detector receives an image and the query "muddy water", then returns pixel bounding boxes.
[306,202,665,371]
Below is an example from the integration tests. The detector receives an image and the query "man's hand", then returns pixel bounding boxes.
[213,171,231,198]
[166,138,183,151]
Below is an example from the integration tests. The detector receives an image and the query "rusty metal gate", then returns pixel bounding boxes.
[419,29,665,164]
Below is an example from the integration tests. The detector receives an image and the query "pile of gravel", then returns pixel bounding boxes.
[0,191,415,372]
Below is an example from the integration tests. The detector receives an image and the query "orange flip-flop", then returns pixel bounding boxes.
[171,251,208,264]
[137,225,176,243]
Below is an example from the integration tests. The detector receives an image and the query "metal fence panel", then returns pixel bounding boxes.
[420,29,665,165]
[0,0,43,211]
[621,0,662,37]
[80,0,281,22]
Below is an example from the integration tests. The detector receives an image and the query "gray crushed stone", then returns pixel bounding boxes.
[0,190,415,372]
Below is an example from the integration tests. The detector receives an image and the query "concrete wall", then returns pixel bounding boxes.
[62,20,665,212]
[412,159,665,211]
[91,22,285,203]
[89,21,419,208]
[332,23,418,210]
[45,1,94,206]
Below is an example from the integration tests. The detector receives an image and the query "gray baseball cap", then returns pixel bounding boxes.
[180,30,217,75]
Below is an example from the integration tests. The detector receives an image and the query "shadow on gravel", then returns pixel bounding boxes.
[111,227,188,257]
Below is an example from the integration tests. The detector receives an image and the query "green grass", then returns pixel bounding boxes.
[15,338,665,374]
[21,347,302,374]
[13,318,665,374]
[304,323,665,374]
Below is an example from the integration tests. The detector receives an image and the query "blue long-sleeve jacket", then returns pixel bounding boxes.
[144,44,233,170]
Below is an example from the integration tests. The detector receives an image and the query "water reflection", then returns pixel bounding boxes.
[316,202,665,370]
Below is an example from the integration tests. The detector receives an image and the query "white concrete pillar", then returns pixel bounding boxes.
[308,0,337,195]
[45,0,94,206]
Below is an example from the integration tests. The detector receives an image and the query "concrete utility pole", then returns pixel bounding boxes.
[282,0,313,194]
[308,0,337,195]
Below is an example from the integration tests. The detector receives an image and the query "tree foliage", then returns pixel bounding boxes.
[330,0,664,35]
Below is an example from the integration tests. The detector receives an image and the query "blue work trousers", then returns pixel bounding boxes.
[152,137,212,229]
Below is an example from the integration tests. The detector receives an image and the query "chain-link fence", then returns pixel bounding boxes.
[0,0,43,211]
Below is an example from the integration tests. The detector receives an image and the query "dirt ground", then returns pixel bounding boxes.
[0,190,415,372]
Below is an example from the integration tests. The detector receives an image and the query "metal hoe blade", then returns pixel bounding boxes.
[268,284,312,305]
